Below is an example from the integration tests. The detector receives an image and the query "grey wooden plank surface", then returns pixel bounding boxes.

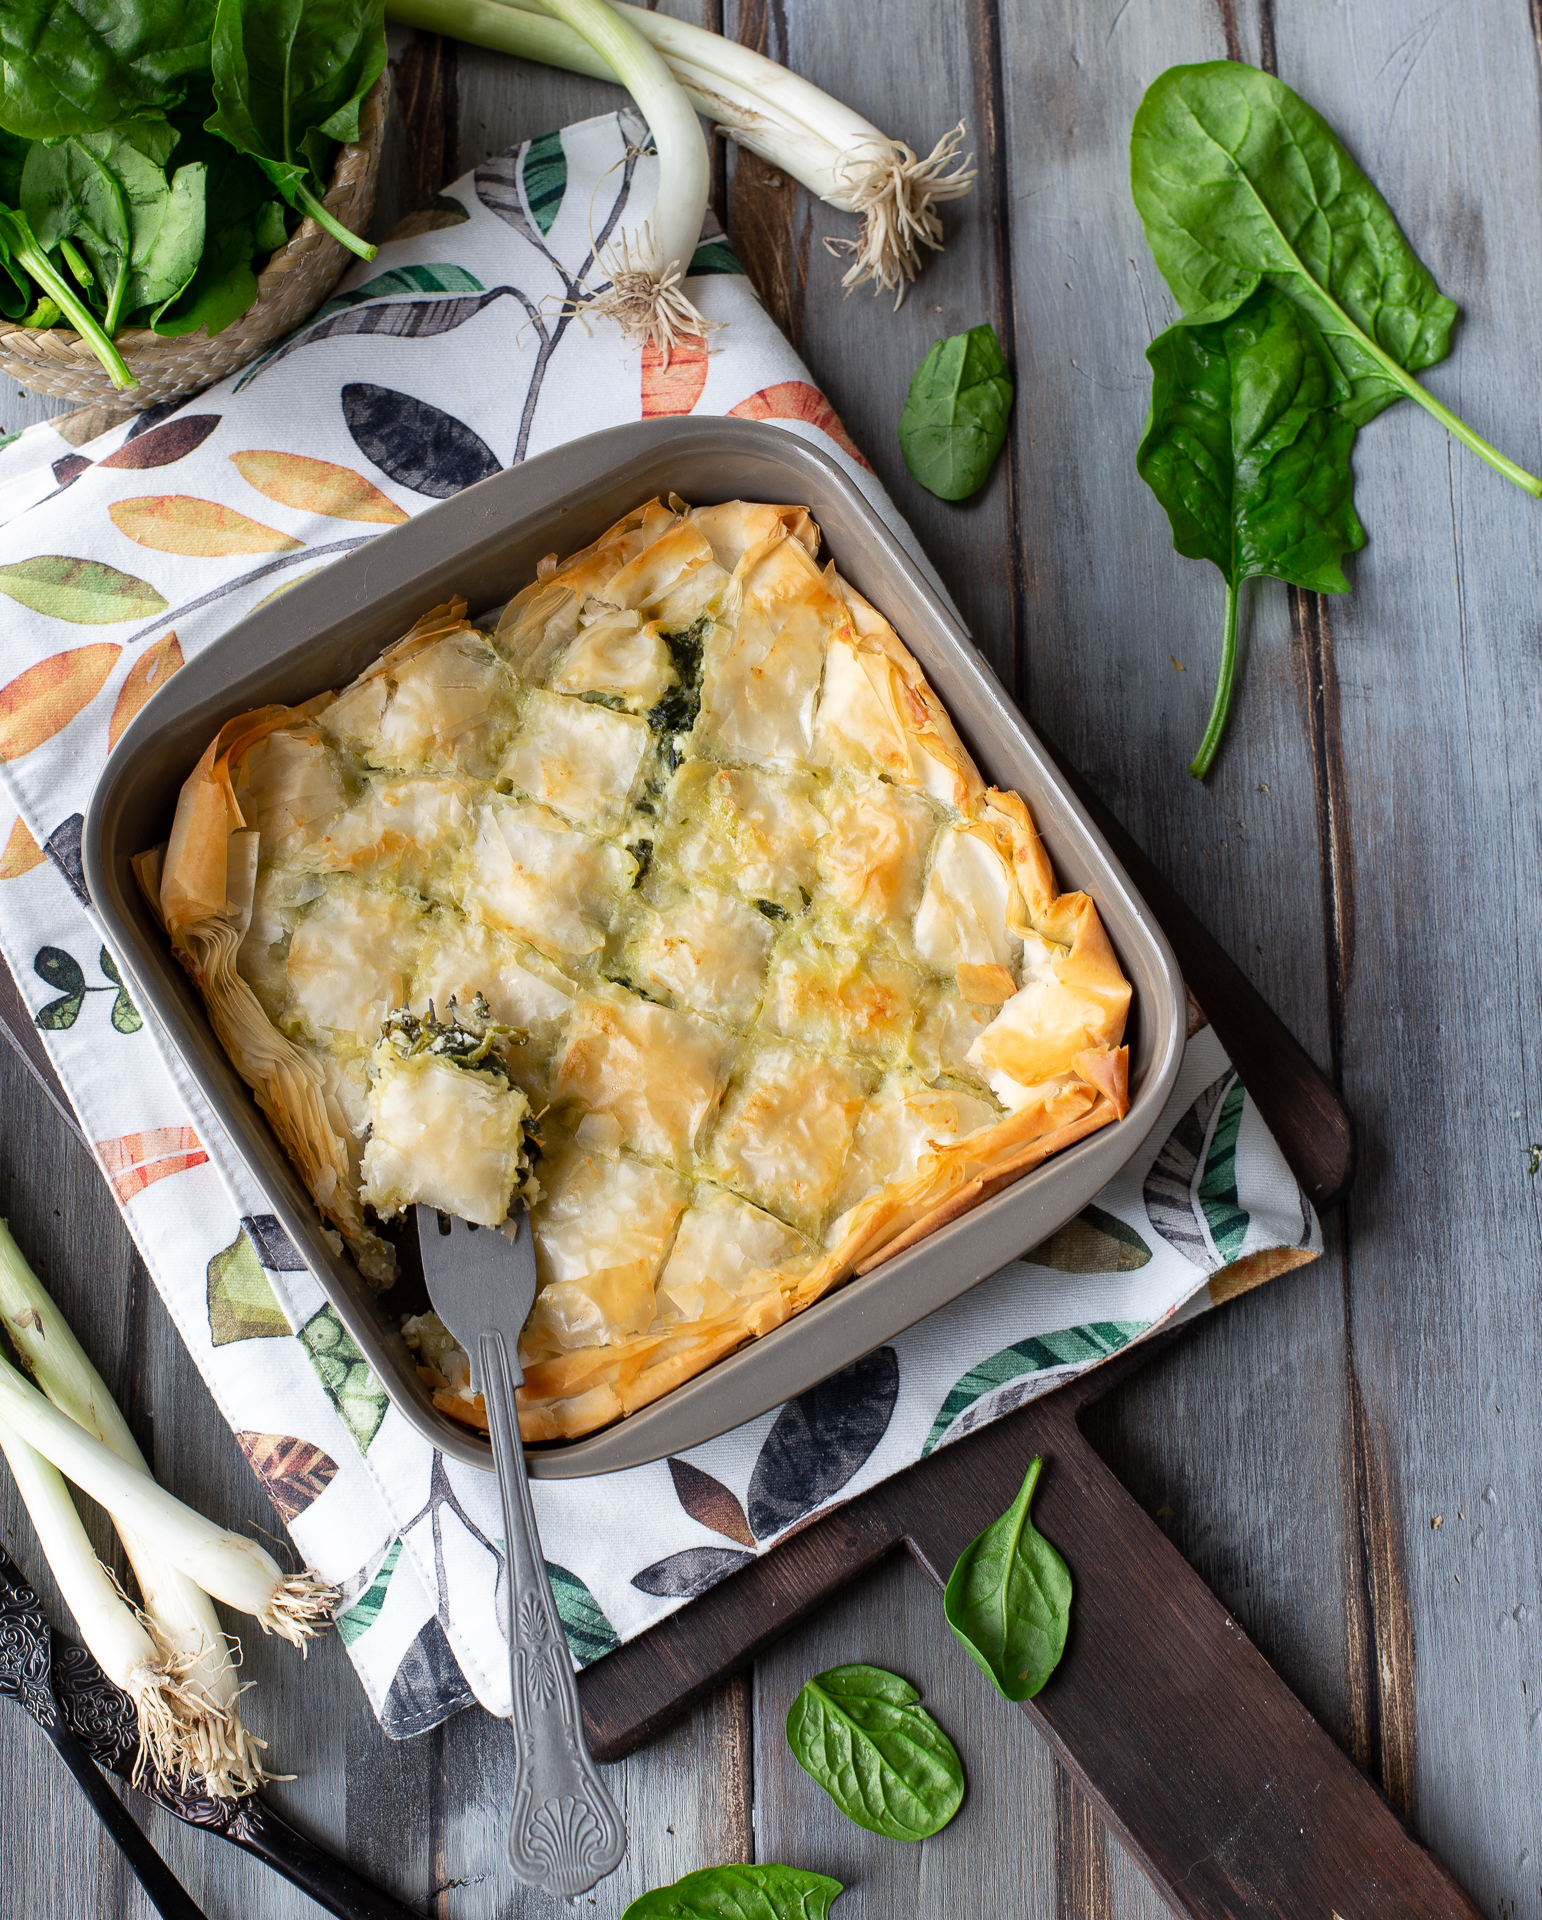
[4,0,1542,1915]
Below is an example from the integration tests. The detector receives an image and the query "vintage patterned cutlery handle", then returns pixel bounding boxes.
[481,1332,627,1896]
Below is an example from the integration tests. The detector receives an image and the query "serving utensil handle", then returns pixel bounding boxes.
[481,1331,627,1896]
[44,1715,206,1920]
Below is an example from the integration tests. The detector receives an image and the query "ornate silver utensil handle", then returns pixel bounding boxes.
[481,1331,627,1896]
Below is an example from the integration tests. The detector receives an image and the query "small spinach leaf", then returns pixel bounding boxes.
[1130,61,1540,495]
[622,1864,842,1919]
[944,1455,1071,1700]
[898,323,1013,500]
[785,1663,964,1840]
[1137,284,1365,775]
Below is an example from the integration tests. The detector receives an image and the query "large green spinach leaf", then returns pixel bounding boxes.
[622,1864,843,1919]
[146,112,281,335]
[944,1455,1071,1701]
[1138,284,1364,775]
[785,1664,964,1841]
[207,0,384,261]
[898,323,1014,500]
[1130,61,1540,494]
[0,1,215,141]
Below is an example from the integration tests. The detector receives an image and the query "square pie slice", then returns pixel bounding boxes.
[148,498,1133,1443]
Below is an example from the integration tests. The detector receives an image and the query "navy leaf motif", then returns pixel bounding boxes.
[747,1348,900,1541]
[242,1212,307,1270]
[33,946,84,1029]
[380,1616,476,1739]
[44,815,88,906]
[476,148,540,247]
[668,1458,754,1546]
[342,384,501,499]
[631,1546,755,1598]
[236,282,501,389]
[124,397,194,441]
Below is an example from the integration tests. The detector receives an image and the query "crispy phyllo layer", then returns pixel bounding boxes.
[153,501,1132,1435]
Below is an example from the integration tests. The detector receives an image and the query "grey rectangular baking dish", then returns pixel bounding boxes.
[85,416,1185,1478]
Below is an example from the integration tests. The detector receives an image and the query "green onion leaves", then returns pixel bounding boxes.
[944,1455,1071,1701]
[898,323,1013,500]
[622,1864,844,1919]
[785,1663,965,1840]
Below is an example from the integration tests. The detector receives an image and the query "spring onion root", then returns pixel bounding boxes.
[0,1221,269,1792]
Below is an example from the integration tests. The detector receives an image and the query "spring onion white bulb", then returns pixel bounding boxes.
[0,1425,210,1786]
[385,0,975,303]
[0,1222,268,1794]
[0,1353,336,1648]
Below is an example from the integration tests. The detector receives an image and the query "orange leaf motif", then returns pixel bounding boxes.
[0,644,121,761]
[110,496,303,557]
[0,816,45,879]
[108,632,184,752]
[236,1431,340,1524]
[229,451,408,525]
[727,381,873,471]
[641,334,709,418]
[95,1125,208,1204]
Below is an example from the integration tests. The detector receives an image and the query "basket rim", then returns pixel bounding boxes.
[0,71,389,358]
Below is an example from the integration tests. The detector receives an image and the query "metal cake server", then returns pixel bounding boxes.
[414,1206,626,1896]
[0,1540,205,1920]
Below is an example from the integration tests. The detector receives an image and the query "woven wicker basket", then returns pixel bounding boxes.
[0,74,389,408]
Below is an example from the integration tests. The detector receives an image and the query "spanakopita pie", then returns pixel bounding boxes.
[142,496,1132,1442]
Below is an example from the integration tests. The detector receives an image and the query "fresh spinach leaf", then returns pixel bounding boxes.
[207,0,385,262]
[785,1663,964,1840]
[944,1455,1071,1701]
[1130,61,1540,495]
[898,323,1013,500]
[622,1864,843,1919]
[1137,284,1365,775]
[0,1,215,140]
[0,207,135,385]
[147,128,274,336]
[0,131,28,208]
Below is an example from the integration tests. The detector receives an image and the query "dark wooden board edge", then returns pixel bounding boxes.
[579,1354,1478,1920]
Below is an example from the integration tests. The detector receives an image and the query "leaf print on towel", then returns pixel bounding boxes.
[546,1562,620,1665]
[243,1212,307,1271]
[688,238,744,276]
[233,265,488,388]
[207,1223,293,1345]
[300,1304,389,1452]
[43,816,88,906]
[0,817,44,880]
[108,632,184,751]
[33,947,84,1029]
[0,559,165,625]
[668,1457,754,1546]
[229,452,408,525]
[381,1616,476,1739]
[0,646,121,760]
[922,1321,1148,1457]
[236,1431,340,1525]
[96,1126,208,1205]
[747,1347,899,1540]
[631,1545,755,1598]
[238,291,516,390]
[336,1540,402,1646]
[523,129,567,234]
[342,384,502,499]
[98,947,141,1033]
[728,382,874,473]
[642,334,709,418]
[109,497,303,559]
[1028,1204,1152,1274]
[99,415,221,470]
[383,196,470,242]
[1144,1072,1249,1270]
[52,455,91,491]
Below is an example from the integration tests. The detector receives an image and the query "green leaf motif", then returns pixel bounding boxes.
[336,1539,401,1646]
[313,261,485,322]
[922,1320,1147,1457]
[1196,1075,1249,1264]
[622,1864,843,1920]
[0,556,167,624]
[33,945,85,1030]
[898,323,1014,501]
[688,239,743,277]
[545,1561,620,1667]
[522,130,566,236]
[1031,1203,1152,1274]
[785,1664,964,1841]
[207,1226,292,1345]
[944,1456,1071,1702]
[300,1303,388,1452]
[99,945,142,1033]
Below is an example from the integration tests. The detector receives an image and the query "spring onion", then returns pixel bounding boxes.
[0,1346,336,1648]
[386,0,976,303]
[0,1425,208,1786]
[0,1222,268,1795]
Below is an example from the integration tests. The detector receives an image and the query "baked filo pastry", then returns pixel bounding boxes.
[144,496,1132,1442]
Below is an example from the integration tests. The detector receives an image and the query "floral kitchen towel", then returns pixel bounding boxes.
[0,111,1321,1736]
